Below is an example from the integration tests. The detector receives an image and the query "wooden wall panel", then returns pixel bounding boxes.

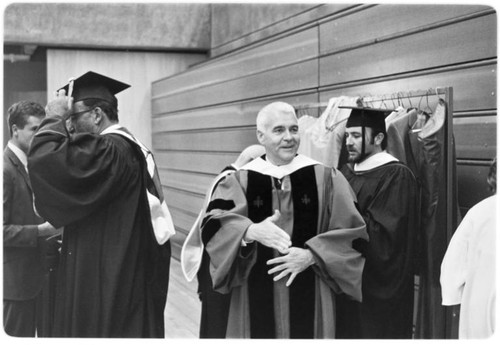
[210,4,316,51]
[155,151,238,174]
[153,59,319,113]
[152,93,319,134]
[159,170,219,196]
[319,5,491,55]
[153,128,258,152]
[319,14,496,87]
[454,115,497,160]
[211,4,350,57]
[152,105,256,132]
[153,28,318,101]
[318,62,497,113]
[164,188,205,217]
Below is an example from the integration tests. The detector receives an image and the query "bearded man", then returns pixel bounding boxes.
[337,107,419,339]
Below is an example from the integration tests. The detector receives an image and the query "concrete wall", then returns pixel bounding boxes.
[4,3,211,51]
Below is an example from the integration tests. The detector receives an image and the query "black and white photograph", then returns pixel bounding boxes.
[1,0,497,341]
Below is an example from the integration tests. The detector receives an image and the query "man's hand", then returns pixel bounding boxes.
[267,247,315,287]
[244,210,291,253]
[45,89,73,118]
[37,222,63,238]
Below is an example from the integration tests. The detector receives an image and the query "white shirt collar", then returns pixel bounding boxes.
[241,154,320,179]
[354,151,398,172]
[7,141,28,171]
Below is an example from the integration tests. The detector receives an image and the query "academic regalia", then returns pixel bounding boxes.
[337,153,419,339]
[196,166,236,338]
[201,154,368,338]
[385,101,461,339]
[28,115,171,337]
[440,195,496,339]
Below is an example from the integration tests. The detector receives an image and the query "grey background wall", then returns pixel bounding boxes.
[151,3,497,258]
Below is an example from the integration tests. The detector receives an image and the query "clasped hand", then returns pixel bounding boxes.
[244,210,291,253]
[244,210,315,287]
[267,247,315,287]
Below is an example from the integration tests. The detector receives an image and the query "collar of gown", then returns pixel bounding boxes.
[241,154,320,179]
[354,151,398,172]
[100,123,122,135]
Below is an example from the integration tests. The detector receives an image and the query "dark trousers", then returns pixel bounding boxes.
[3,298,38,337]
[3,270,56,337]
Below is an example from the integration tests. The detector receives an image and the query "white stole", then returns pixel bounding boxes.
[354,151,398,172]
[101,125,175,245]
[241,154,320,179]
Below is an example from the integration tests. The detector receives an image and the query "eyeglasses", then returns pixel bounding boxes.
[69,108,94,119]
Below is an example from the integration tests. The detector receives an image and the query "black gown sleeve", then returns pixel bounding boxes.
[28,116,136,228]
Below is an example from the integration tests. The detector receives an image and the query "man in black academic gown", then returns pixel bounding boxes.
[336,107,419,339]
[27,71,173,337]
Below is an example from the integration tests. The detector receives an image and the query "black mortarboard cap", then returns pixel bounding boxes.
[58,71,130,103]
[341,106,392,133]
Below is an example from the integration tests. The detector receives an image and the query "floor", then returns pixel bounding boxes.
[164,258,201,338]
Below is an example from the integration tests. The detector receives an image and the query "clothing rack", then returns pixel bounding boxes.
[294,87,449,112]
[295,86,458,339]
[294,87,455,238]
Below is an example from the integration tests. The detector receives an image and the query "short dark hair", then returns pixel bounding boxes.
[81,96,119,122]
[7,100,45,137]
[487,158,496,194]
[369,129,388,150]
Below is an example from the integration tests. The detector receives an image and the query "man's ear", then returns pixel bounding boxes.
[375,132,385,146]
[94,107,103,125]
[11,124,18,137]
[256,129,265,145]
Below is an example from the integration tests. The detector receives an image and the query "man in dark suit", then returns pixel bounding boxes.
[3,100,61,337]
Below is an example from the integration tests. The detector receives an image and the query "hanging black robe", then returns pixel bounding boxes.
[337,160,419,339]
[385,105,461,338]
[27,116,171,338]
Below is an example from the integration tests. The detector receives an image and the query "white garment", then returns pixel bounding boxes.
[101,124,175,245]
[354,151,398,172]
[440,195,496,339]
[297,96,358,168]
[242,154,320,179]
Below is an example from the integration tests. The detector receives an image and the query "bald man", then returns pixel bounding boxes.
[200,101,368,338]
